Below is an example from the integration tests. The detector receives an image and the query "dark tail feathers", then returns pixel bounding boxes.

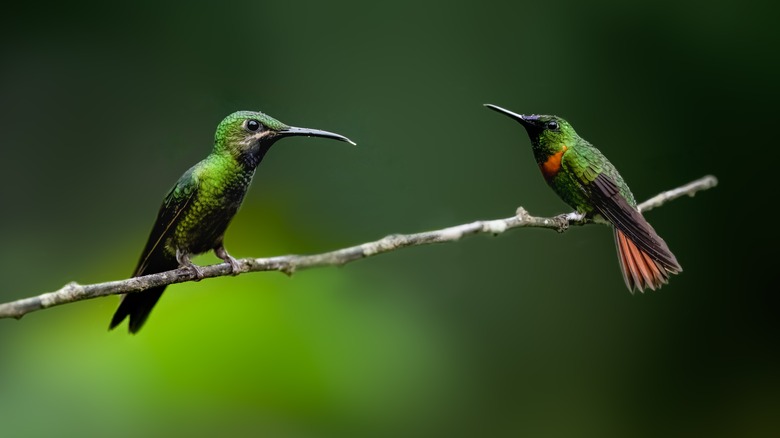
[109,286,166,334]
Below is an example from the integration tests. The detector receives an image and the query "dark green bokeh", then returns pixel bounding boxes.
[1,1,775,437]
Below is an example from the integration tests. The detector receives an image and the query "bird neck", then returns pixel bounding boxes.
[213,141,273,172]
[531,136,567,162]
[236,143,272,171]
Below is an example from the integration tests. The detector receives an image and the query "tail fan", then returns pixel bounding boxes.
[614,229,680,293]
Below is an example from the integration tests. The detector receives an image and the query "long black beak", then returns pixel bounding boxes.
[483,104,536,128]
[278,126,356,145]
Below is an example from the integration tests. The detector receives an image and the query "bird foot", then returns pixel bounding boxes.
[186,263,206,281]
[225,256,241,276]
[177,249,205,281]
[215,246,241,276]
[552,214,571,232]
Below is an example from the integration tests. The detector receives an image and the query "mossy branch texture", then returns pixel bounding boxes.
[0,175,717,321]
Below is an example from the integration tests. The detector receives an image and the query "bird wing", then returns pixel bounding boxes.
[562,148,681,271]
[133,166,199,276]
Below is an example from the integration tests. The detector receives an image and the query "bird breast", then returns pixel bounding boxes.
[171,170,254,255]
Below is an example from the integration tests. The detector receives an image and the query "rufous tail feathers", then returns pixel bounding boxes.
[614,229,681,293]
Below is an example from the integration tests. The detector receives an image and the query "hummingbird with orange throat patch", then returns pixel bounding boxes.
[485,104,681,292]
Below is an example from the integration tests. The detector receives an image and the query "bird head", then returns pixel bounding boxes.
[214,110,355,167]
[484,104,577,159]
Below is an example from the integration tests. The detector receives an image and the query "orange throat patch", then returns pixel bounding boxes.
[540,145,568,179]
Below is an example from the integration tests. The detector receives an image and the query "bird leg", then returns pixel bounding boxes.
[214,244,241,275]
[176,248,205,281]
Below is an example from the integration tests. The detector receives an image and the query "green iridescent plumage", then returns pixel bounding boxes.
[110,110,354,333]
[485,104,682,292]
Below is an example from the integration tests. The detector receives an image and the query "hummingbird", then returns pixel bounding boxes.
[485,104,681,292]
[109,110,355,333]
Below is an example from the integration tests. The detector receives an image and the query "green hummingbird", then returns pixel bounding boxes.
[485,104,681,292]
[110,110,354,333]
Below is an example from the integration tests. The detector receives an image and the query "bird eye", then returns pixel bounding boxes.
[546,121,559,131]
[246,119,261,132]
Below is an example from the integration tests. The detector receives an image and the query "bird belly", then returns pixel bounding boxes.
[547,171,594,215]
[169,203,237,255]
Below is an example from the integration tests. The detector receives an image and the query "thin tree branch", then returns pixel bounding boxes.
[0,175,717,320]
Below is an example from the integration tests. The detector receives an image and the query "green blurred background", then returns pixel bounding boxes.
[1,1,775,437]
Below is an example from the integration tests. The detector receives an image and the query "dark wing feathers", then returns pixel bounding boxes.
[134,169,198,276]
[588,174,681,273]
[110,168,198,333]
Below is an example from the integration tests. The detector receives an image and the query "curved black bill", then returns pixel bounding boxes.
[483,104,535,128]
[279,126,356,145]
